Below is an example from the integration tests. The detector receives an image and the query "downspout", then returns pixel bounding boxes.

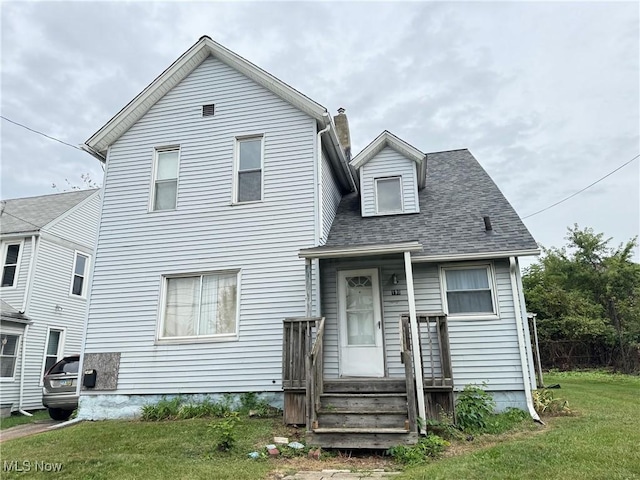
[509,257,543,424]
[18,234,38,416]
[316,122,330,245]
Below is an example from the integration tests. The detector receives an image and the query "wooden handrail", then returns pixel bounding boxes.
[305,317,325,432]
[400,316,418,433]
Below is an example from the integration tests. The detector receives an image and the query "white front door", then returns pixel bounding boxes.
[338,269,385,377]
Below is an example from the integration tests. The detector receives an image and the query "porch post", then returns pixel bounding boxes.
[305,257,312,317]
[404,251,426,433]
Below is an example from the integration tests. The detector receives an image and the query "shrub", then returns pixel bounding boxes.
[455,384,496,432]
[533,389,572,416]
[210,412,239,451]
[388,434,450,465]
[238,392,279,417]
[141,396,182,421]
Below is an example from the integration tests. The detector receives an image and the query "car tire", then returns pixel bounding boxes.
[48,408,73,421]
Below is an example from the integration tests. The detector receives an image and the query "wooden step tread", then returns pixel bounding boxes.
[318,409,406,415]
[313,427,410,434]
[321,393,407,398]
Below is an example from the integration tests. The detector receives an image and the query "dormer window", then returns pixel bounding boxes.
[375,177,403,214]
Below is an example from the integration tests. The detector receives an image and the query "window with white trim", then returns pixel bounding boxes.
[152,148,180,211]
[0,334,19,378]
[375,177,403,214]
[235,137,263,203]
[42,328,64,375]
[160,271,239,340]
[443,266,496,315]
[1,243,21,288]
[70,252,89,297]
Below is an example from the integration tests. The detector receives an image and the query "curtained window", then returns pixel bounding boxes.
[153,148,179,211]
[0,334,19,378]
[375,177,403,214]
[161,272,238,339]
[236,137,263,203]
[444,266,495,315]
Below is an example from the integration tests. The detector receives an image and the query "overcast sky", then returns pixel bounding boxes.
[1,1,638,263]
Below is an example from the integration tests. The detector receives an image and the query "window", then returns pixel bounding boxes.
[152,148,179,211]
[375,177,403,214]
[0,334,19,378]
[235,137,263,203]
[42,329,64,376]
[443,266,496,315]
[70,252,89,297]
[160,271,239,340]
[1,243,21,287]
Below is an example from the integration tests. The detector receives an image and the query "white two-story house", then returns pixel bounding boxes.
[78,36,540,448]
[0,189,100,414]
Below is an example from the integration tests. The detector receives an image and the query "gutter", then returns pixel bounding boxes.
[299,241,423,259]
[80,144,106,163]
[509,256,543,424]
[412,249,541,263]
[316,122,331,245]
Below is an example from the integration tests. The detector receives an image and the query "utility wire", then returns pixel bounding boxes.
[522,153,640,219]
[1,115,82,151]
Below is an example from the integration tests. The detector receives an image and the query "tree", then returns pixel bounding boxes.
[52,173,100,191]
[523,225,640,372]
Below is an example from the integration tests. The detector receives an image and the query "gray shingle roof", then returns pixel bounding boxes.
[1,300,31,324]
[0,189,98,235]
[325,149,537,256]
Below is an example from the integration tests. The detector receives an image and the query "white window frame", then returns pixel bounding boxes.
[439,263,499,319]
[40,327,65,384]
[156,269,241,344]
[150,146,181,212]
[0,333,21,381]
[233,135,264,204]
[69,251,91,298]
[1,240,24,289]
[374,176,404,214]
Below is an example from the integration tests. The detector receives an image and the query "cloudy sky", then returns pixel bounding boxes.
[1,1,638,263]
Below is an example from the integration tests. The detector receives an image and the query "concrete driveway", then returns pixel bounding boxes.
[0,419,62,443]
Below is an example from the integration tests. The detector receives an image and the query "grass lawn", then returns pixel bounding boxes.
[0,410,50,430]
[1,372,638,479]
[402,371,640,480]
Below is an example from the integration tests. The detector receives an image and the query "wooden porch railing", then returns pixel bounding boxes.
[400,316,418,433]
[306,317,325,431]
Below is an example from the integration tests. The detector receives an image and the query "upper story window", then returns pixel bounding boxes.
[159,271,239,341]
[442,265,496,316]
[1,243,21,288]
[70,252,90,297]
[235,136,263,203]
[152,148,180,211]
[0,334,19,378]
[375,177,403,214]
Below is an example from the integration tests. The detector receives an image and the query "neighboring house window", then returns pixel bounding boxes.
[70,252,90,297]
[160,271,239,340]
[152,148,180,211]
[235,137,263,203]
[1,243,21,287]
[42,328,64,375]
[443,266,496,315]
[0,334,19,378]
[375,177,403,214]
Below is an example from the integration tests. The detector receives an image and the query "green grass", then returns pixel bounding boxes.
[0,417,280,479]
[402,371,640,480]
[1,410,50,430]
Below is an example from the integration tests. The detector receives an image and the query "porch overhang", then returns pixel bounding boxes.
[411,248,541,263]
[299,241,423,259]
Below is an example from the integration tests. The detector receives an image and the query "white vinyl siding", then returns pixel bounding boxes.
[1,241,23,288]
[70,252,90,297]
[152,148,180,211]
[84,55,317,394]
[0,333,20,378]
[320,150,342,244]
[360,147,419,217]
[234,136,264,203]
[321,258,524,392]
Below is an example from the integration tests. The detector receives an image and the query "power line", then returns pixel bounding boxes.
[522,153,640,219]
[1,115,82,151]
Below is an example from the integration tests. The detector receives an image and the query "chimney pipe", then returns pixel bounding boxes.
[333,108,351,162]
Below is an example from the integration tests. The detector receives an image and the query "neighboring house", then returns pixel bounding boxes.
[0,190,100,412]
[79,36,539,448]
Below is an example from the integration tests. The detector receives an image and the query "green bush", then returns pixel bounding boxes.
[388,434,450,465]
[141,396,182,421]
[455,384,496,432]
[533,389,572,416]
[209,412,240,451]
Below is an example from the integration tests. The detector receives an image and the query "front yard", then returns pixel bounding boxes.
[1,372,639,479]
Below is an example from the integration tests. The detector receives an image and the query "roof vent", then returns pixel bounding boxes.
[483,216,493,231]
[202,104,215,117]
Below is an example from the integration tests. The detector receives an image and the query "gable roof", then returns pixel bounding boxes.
[0,189,98,235]
[350,131,427,189]
[83,36,355,192]
[325,149,538,259]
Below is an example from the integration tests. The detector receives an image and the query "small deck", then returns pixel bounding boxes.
[283,314,454,449]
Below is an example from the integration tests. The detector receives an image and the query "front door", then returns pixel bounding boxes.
[338,269,385,377]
